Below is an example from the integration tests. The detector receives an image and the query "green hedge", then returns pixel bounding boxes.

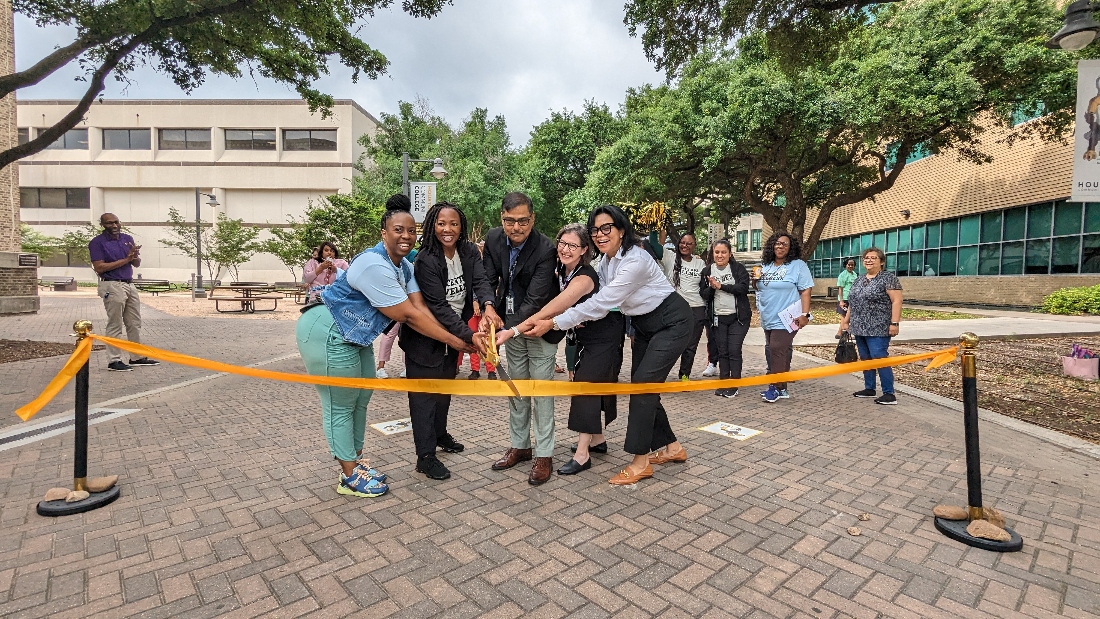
[1039,284,1100,316]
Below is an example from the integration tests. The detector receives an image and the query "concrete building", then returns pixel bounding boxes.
[18,98,379,283]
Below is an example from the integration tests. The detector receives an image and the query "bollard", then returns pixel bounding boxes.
[933,332,1022,551]
[37,320,121,517]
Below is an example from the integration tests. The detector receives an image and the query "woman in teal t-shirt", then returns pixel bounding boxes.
[836,259,857,313]
[754,231,815,403]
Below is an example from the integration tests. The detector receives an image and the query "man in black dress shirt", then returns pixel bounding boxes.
[480,192,559,485]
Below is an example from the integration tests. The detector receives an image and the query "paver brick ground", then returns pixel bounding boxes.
[0,298,1097,617]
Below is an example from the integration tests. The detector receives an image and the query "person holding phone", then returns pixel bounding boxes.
[89,213,159,372]
[699,240,752,398]
[303,241,350,302]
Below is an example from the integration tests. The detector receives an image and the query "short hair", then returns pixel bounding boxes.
[586,204,640,256]
[761,231,803,263]
[556,223,594,265]
[100,212,119,224]
[317,241,340,259]
[501,192,533,214]
[862,246,886,264]
[381,193,413,228]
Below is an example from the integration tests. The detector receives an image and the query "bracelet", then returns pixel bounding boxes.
[512,327,521,339]
[551,317,561,331]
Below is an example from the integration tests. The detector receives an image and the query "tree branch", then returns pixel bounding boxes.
[0,37,101,99]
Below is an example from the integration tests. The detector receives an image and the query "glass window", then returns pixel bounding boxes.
[1003,207,1026,240]
[1052,237,1081,273]
[840,237,850,257]
[939,248,957,276]
[1001,241,1024,275]
[1027,203,1052,238]
[310,130,338,150]
[959,215,980,245]
[926,222,940,248]
[910,225,925,250]
[832,239,843,258]
[978,244,1000,275]
[957,246,978,275]
[65,188,90,209]
[900,227,912,252]
[861,233,873,253]
[886,229,897,253]
[750,229,761,251]
[736,230,748,252]
[103,129,150,150]
[941,219,959,247]
[873,231,885,250]
[17,128,29,145]
[225,129,277,150]
[45,129,88,150]
[38,188,66,208]
[1083,234,1100,273]
[19,187,38,208]
[1053,201,1083,236]
[186,129,211,150]
[158,128,210,150]
[283,129,337,151]
[1025,239,1050,274]
[886,253,897,272]
[923,249,939,275]
[980,212,1002,243]
[896,252,910,276]
[1086,203,1100,234]
[21,188,90,208]
[850,235,861,256]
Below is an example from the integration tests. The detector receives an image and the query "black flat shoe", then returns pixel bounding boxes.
[557,458,591,475]
[570,442,608,454]
[436,433,465,453]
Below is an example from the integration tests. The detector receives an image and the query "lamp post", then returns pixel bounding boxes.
[1047,0,1100,50]
[401,153,447,197]
[192,189,219,300]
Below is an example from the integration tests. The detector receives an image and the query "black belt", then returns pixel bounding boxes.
[102,279,132,283]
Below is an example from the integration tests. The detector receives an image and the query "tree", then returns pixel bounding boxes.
[160,207,216,282]
[208,215,261,282]
[589,0,1078,257]
[19,224,59,261]
[260,227,314,281]
[2,0,451,170]
[57,225,103,266]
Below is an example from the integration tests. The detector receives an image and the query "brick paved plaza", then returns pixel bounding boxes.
[0,298,1097,618]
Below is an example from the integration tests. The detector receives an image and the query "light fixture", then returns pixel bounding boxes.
[900,209,911,220]
[1047,0,1100,51]
[206,195,219,208]
[429,157,447,179]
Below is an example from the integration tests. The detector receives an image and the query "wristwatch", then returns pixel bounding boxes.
[890,322,900,326]
[802,313,813,321]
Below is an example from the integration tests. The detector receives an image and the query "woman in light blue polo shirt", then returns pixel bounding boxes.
[296,203,484,499]
[754,231,815,403]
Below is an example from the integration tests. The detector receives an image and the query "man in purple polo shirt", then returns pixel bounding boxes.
[88,213,159,372]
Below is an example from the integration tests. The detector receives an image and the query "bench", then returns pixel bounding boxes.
[134,279,177,295]
[38,276,77,292]
[273,281,310,305]
[211,294,281,313]
[826,286,841,299]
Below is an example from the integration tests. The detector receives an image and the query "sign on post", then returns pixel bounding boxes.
[707,222,726,245]
[410,182,437,223]
[1072,59,1100,201]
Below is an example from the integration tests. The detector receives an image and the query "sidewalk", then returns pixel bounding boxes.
[0,297,1097,618]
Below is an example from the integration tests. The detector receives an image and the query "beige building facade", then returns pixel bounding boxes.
[19,99,378,283]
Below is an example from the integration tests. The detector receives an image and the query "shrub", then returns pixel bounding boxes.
[1039,285,1100,316]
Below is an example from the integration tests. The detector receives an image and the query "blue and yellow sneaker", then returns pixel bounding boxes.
[338,470,388,498]
[353,457,387,483]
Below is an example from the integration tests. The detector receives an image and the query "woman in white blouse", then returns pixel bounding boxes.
[515,205,693,486]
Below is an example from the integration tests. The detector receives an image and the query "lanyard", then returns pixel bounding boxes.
[558,264,582,291]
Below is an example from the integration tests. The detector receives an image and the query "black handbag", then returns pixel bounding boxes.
[835,331,859,364]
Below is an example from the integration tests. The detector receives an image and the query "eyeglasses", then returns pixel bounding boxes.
[502,217,532,227]
[557,240,583,252]
[774,241,791,247]
[588,223,616,237]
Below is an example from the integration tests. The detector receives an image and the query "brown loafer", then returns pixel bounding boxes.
[609,464,653,485]
[491,447,532,471]
[648,447,688,465]
[528,457,552,485]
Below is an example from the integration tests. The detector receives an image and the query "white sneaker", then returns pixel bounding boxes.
[701,363,718,377]
[400,368,406,378]
[375,368,389,379]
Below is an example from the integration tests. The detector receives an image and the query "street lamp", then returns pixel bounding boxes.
[192,189,219,300]
[401,152,447,196]
[1047,0,1100,51]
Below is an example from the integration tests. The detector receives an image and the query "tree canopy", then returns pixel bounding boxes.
[2,0,451,169]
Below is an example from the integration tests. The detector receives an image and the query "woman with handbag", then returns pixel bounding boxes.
[699,240,752,398]
[839,247,903,405]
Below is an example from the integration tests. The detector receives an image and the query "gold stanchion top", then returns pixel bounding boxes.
[959,332,979,349]
[72,320,93,339]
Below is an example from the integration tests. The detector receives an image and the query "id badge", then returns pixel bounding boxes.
[506,294,515,315]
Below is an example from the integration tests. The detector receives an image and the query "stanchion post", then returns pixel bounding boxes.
[933,332,1023,552]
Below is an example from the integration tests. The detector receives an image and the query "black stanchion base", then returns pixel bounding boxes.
[934,517,1023,552]
[36,486,120,517]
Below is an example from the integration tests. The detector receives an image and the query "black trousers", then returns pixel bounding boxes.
[624,293,693,455]
[706,324,717,364]
[677,305,708,378]
[764,328,798,390]
[406,351,459,457]
[714,315,749,380]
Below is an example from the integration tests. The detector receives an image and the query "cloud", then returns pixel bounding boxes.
[14,0,663,145]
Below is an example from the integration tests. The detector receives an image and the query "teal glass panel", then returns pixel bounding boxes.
[923,250,939,275]
[1003,207,1026,240]
[910,251,923,276]
[1052,236,1081,273]
[939,247,957,276]
[957,246,978,275]
[1086,203,1100,234]
[861,233,873,252]
[980,212,1002,243]
[840,237,850,257]
[896,252,910,276]
[978,244,1000,275]
[911,225,925,250]
[1053,201,1083,236]
[886,253,897,271]
[941,220,959,247]
[1001,242,1023,275]
[830,240,841,258]
[873,231,885,250]
[1025,239,1050,274]
[1027,203,1052,238]
[959,215,980,245]
[898,227,911,251]
[851,235,862,255]
[886,229,898,252]
[926,222,940,248]
[833,258,843,274]
[1083,234,1100,273]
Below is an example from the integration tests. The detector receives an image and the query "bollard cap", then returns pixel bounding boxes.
[72,320,93,337]
[959,332,979,349]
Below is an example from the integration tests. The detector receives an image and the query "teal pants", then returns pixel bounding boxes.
[296,307,375,462]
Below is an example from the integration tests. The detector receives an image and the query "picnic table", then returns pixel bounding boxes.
[134,279,177,295]
[210,283,281,313]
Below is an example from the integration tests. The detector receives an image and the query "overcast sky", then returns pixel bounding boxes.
[14,1,664,146]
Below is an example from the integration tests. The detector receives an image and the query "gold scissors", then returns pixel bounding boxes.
[485,323,520,397]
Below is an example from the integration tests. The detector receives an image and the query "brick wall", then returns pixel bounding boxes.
[812,275,1100,309]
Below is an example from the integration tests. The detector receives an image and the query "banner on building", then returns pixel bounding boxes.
[707,222,726,244]
[1072,60,1100,201]
[410,182,437,223]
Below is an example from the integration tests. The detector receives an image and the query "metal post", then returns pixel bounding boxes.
[402,152,410,197]
[193,188,206,299]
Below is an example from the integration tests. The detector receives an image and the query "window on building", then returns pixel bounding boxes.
[736,230,748,252]
[980,212,1001,244]
[283,129,337,151]
[17,128,29,145]
[1027,203,1052,238]
[1011,101,1045,126]
[159,128,211,150]
[896,252,911,276]
[978,244,1000,275]
[1087,203,1100,234]
[1053,201,1082,236]
[1025,239,1050,274]
[44,129,89,150]
[1001,242,1024,275]
[225,129,277,151]
[911,225,925,250]
[939,248,958,276]
[873,231,885,250]
[1083,234,1100,273]
[20,187,90,209]
[1052,237,1081,274]
[957,246,977,275]
[941,220,959,247]
[897,227,911,252]
[1003,207,1026,241]
[923,250,939,276]
[750,229,762,251]
[886,229,897,253]
[103,129,151,150]
[925,222,940,248]
[885,141,931,169]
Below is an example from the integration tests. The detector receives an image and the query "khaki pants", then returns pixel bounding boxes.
[98,280,142,363]
[505,334,557,458]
